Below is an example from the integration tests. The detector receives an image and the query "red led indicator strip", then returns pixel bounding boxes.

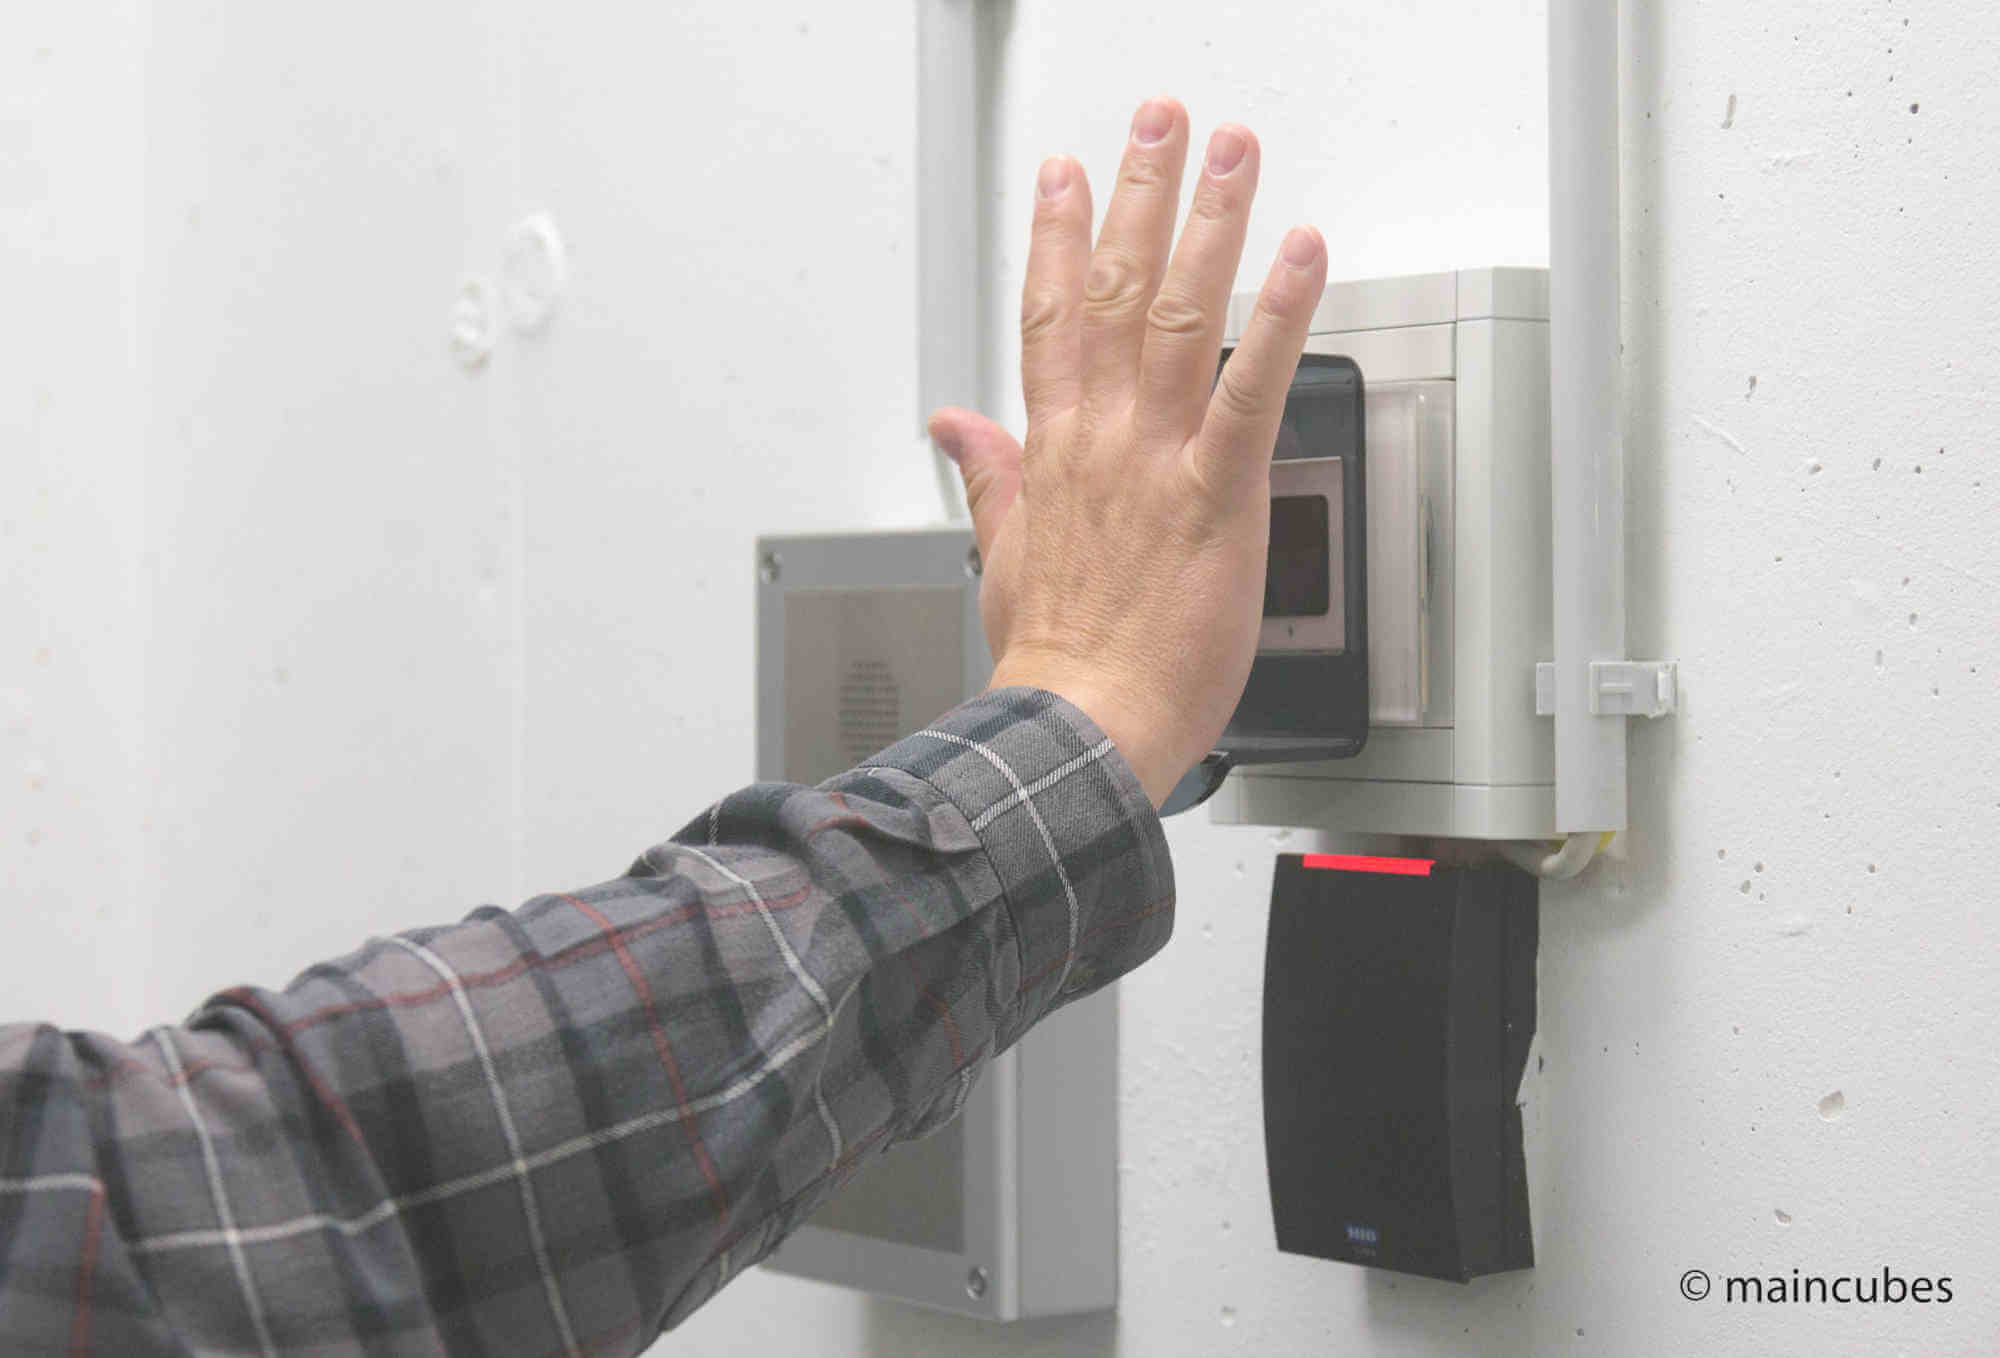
[1300,853,1436,877]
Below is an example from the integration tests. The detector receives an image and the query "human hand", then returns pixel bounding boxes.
[928,97,1326,808]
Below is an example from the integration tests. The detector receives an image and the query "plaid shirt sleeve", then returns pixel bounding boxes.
[0,688,1174,1355]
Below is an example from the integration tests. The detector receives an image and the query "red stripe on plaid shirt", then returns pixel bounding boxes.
[218,988,374,1153]
[69,1185,102,1358]
[560,895,734,1234]
[278,882,815,1038]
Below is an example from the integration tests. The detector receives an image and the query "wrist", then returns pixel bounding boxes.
[988,655,1182,809]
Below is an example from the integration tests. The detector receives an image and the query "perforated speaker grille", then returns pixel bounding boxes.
[837,659,901,769]
[782,586,964,787]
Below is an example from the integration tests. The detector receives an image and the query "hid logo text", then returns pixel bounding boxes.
[1344,1224,1379,1245]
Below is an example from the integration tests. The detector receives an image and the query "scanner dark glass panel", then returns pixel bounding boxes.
[1266,493,1331,618]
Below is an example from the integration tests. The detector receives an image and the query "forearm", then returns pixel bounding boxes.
[0,689,1173,1353]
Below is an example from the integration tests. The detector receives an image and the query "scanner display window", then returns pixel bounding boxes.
[1258,456,1346,654]
[1266,495,1331,618]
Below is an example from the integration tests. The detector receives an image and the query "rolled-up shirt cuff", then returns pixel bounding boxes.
[861,686,1177,1048]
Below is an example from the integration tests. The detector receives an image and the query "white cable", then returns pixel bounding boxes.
[1499,831,1602,880]
[1548,0,1627,832]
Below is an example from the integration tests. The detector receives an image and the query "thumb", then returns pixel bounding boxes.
[928,406,1022,554]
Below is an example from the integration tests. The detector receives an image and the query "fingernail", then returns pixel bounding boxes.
[1132,98,1175,145]
[1205,127,1247,176]
[1281,226,1322,267]
[1037,157,1071,200]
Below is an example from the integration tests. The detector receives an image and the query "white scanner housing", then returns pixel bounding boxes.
[1212,267,1557,840]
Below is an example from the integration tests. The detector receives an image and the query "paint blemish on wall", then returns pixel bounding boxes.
[1722,93,1737,129]
[1692,414,1747,455]
[1818,1090,1847,1122]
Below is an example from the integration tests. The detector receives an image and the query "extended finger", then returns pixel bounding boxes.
[1080,97,1188,420]
[1192,226,1327,499]
[1019,156,1093,428]
[1135,123,1260,441]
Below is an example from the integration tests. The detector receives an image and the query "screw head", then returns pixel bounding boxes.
[964,545,982,578]
[964,1266,989,1300]
[759,551,782,584]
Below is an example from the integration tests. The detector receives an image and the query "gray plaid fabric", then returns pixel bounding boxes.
[0,688,1173,1354]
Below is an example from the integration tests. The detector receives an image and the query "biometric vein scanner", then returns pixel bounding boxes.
[1197,267,1559,839]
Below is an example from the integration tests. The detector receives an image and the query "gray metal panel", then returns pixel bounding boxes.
[1015,987,1119,1315]
[756,528,986,787]
[764,1048,1017,1318]
[753,526,1116,1320]
[782,586,966,790]
[804,1094,967,1254]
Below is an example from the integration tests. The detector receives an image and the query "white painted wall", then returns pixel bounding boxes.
[2,4,149,1036]
[135,0,527,1017]
[5,2,1996,1355]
